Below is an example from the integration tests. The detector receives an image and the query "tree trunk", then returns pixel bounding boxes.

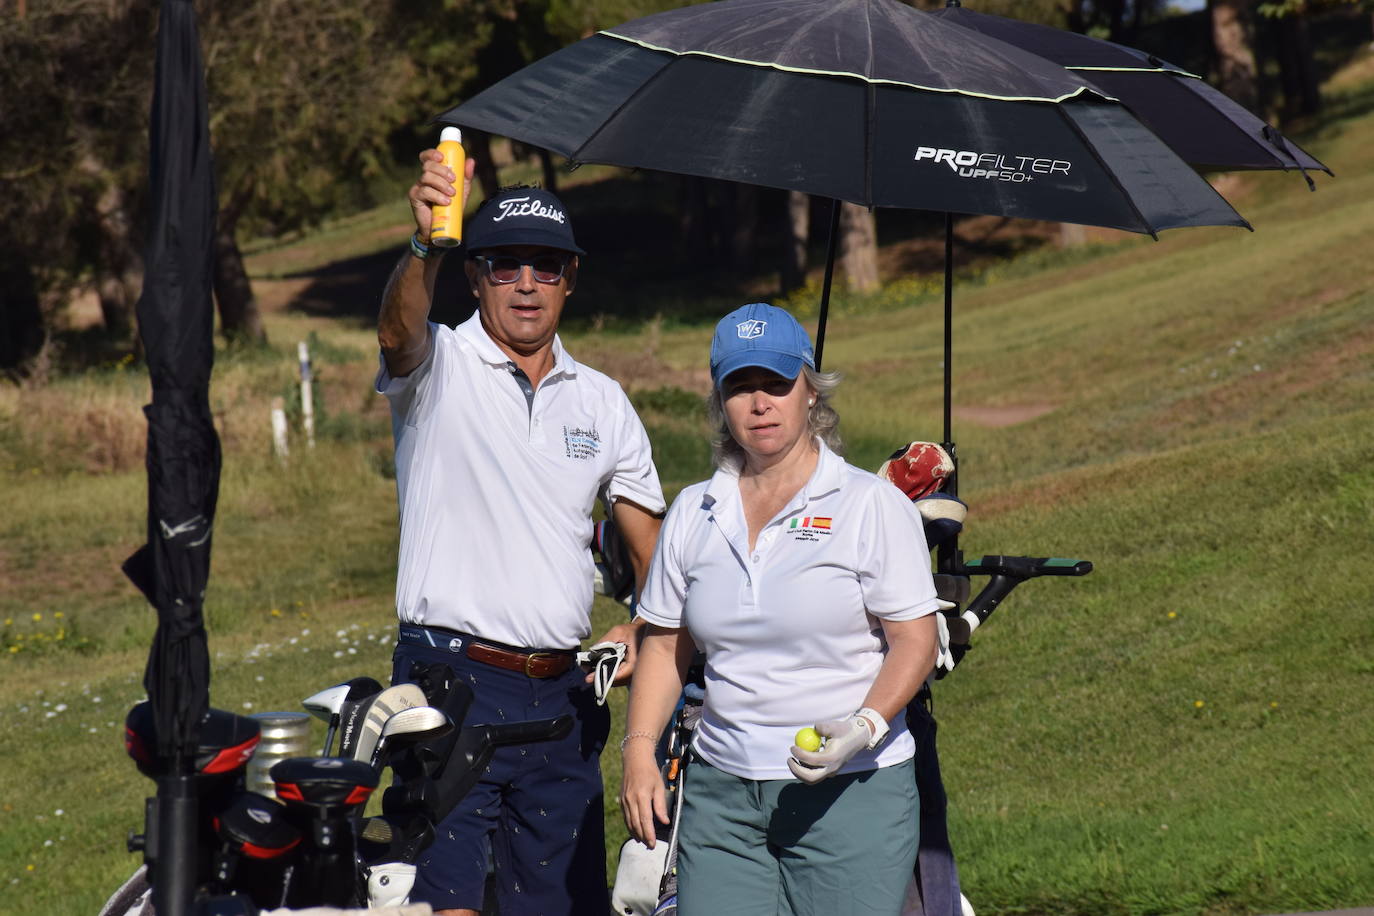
[79,150,142,345]
[1209,0,1260,114]
[728,183,758,272]
[214,207,267,346]
[1275,13,1322,119]
[537,147,558,194]
[1059,222,1086,248]
[1107,0,1126,43]
[679,176,708,262]
[838,202,879,294]
[0,258,45,378]
[781,191,810,293]
[466,130,501,203]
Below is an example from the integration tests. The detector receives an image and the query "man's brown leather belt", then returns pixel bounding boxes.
[466,641,574,678]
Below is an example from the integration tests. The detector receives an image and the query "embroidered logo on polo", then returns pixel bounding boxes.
[563,425,601,460]
[786,516,833,542]
[736,319,767,339]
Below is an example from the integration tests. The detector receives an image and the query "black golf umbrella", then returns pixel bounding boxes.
[929,2,1329,182]
[120,0,220,913]
[438,0,1249,485]
[443,0,1245,232]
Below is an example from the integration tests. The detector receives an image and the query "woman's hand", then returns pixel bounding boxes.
[620,739,668,847]
[620,622,695,847]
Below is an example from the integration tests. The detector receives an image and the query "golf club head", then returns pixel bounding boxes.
[344,683,426,765]
[333,676,383,759]
[358,811,435,866]
[370,706,453,769]
[392,663,474,783]
[301,682,353,756]
[360,816,394,844]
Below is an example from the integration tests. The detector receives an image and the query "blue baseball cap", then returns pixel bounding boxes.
[465,187,585,255]
[710,303,816,387]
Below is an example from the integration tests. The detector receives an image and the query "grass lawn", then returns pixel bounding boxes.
[3,63,1373,916]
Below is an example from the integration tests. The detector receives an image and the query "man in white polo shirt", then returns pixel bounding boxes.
[376,148,665,915]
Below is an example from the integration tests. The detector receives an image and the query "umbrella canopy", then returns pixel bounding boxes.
[928,2,1329,179]
[441,0,1247,235]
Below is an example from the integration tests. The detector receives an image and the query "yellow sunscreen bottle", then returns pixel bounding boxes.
[430,126,465,248]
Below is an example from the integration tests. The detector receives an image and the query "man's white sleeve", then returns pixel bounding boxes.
[374,322,440,426]
[602,390,666,515]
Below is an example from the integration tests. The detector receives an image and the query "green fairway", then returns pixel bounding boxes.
[3,70,1373,916]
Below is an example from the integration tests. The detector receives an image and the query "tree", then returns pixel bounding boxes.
[781,191,810,294]
[1258,0,1333,119]
[838,202,879,294]
[0,0,155,372]
[1210,0,1262,114]
[198,0,449,345]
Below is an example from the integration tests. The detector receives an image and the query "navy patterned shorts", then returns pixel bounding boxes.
[392,630,611,914]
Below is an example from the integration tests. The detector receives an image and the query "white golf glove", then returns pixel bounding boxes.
[576,641,627,706]
[788,711,881,784]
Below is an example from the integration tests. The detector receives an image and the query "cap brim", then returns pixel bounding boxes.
[465,227,585,256]
[712,351,806,387]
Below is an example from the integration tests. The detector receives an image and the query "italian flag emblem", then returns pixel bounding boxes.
[789,516,833,532]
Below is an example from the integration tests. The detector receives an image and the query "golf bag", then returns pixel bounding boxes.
[611,679,704,916]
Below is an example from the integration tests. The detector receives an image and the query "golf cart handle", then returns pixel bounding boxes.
[945,555,1093,646]
[960,555,1093,579]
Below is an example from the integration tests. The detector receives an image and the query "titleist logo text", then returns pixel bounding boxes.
[493,196,567,224]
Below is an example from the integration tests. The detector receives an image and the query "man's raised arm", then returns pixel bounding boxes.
[378,149,475,378]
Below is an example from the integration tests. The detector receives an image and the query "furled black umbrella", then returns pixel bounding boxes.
[438,0,1252,503]
[930,2,1329,182]
[120,0,221,913]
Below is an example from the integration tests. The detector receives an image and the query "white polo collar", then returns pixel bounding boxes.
[701,439,844,515]
[455,310,577,380]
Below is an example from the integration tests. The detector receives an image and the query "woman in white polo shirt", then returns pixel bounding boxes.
[621,303,942,916]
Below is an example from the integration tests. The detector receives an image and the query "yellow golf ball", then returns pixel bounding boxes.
[794,727,823,752]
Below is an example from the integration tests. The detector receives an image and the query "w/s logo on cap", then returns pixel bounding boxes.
[736,319,767,339]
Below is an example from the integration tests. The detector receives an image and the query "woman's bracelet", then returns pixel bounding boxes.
[620,730,658,752]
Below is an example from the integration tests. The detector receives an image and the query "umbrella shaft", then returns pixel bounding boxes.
[814,198,842,371]
[943,213,954,453]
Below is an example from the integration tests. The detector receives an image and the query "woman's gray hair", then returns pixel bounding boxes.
[707,365,843,469]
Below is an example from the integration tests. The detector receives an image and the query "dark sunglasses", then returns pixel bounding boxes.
[473,253,571,285]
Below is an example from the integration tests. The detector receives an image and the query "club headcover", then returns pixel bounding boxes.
[914,492,967,550]
[878,441,955,501]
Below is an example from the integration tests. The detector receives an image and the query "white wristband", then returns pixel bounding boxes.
[854,707,890,750]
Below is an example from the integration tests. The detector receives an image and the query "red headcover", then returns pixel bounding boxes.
[877,441,954,501]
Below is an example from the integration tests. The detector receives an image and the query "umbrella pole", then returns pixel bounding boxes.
[813,198,842,371]
[941,211,955,487]
[150,763,197,916]
[938,212,963,575]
